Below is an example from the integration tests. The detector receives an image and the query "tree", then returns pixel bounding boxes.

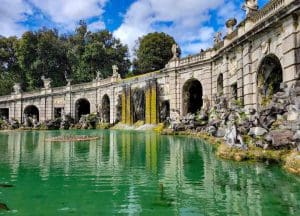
[1,21,131,93]
[68,23,130,83]
[16,29,68,90]
[16,31,38,90]
[0,36,21,95]
[133,32,178,75]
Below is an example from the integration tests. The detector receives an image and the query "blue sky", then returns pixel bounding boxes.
[0,0,269,56]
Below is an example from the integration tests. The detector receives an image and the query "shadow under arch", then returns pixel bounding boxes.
[75,98,90,122]
[182,78,203,115]
[217,73,224,96]
[24,105,39,121]
[257,54,283,107]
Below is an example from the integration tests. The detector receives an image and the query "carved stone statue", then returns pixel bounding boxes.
[171,44,180,60]
[261,39,270,54]
[13,83,22,94]
[243,0,258,16]
[214,32,222,45]
[112,65,121,78]
[95,70,102,81]
[66,78,72,86]
[41,75,52,89]
[226,18,237,34]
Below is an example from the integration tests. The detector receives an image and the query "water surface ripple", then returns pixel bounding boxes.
[0,130,299,215]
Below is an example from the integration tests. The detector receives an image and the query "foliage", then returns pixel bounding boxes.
[0,21,131,93]
[0,36,21,95]
[133,32,177,75]
[68,22,130,83]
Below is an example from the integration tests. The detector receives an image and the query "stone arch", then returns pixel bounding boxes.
[0,108,9,120]
[257,54,283,106]
[75,98,90,122]
[24,105,39,121]
[182,78,203,115]
[217,73,224,96]
[102,94,110,123]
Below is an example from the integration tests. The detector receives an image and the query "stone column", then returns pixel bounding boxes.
[222,55,230,97]
[110,87,116,124]
[168,69,180,114]
[45,91,53,120]
[121,87,126,124]
[236,47,244,104]
[282,14,299,85]
[11,96,22,122]
[242,43,255,109]
[64,80,72,117]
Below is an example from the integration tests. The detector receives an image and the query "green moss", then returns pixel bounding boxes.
[154,123,165,133]
[96,123,110,129]
[283,151,300,175]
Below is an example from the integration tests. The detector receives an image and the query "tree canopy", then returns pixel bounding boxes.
[133,32,177,75]
[0,25,180,96]
[0,21,130,95]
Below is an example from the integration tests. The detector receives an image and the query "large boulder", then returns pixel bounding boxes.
[265,130,294,149]
[248,127,268,137]
[215,127,226,138]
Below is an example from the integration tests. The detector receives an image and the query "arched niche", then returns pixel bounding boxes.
[102,94,110,123]
[24,105,39,121]
[217,73,224,96]
[75,98,90,122]
[182,79,203,115]
[257,54,283,106]
[0,108,9,120]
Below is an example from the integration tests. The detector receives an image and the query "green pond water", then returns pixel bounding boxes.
[0,130,299,216]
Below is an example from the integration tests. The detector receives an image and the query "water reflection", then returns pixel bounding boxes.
[0,130,299,215]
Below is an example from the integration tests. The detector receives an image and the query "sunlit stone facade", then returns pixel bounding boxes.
[0,0,299,124]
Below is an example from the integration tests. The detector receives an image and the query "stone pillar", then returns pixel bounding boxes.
[242,43,255,109]
[121,85,133,125]
[236,47,244,104]
[11,99,22,122]
[110,87,116,124]
[45,95,53,120]
[282,14,299,85]
[121,87,126,124]
[64,82,72,117]
[145,79,158,124]
[168,69,180,114]
[222,55,230,98]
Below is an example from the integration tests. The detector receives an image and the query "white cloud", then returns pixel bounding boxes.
[29,0,108,30]
[0,0,32,36]
[0,0,108,36]
[88,20,106,32]
[114,0,245,57]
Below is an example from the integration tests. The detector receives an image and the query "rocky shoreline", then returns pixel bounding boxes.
[162,82,300,176]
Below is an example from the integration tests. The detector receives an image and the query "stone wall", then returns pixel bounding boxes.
[0,0,299,125]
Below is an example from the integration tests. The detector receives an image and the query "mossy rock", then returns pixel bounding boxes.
[154,123,165,133]
[96,123,110,129]
[283,151,300,175]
